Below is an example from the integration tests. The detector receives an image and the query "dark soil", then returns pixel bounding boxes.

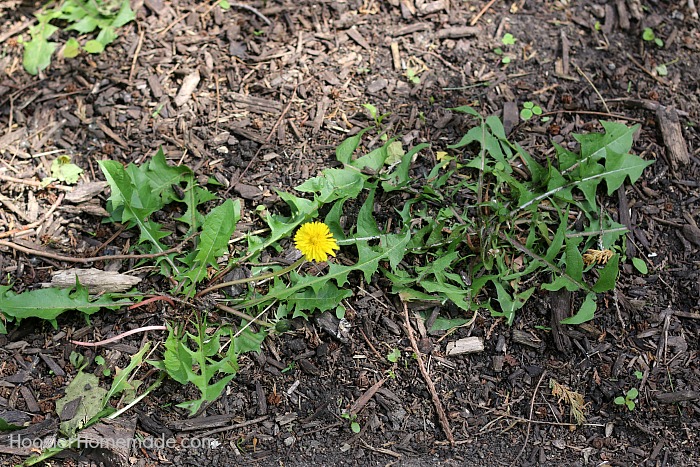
[1,0,699,466]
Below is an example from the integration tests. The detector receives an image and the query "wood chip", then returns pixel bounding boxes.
[346,27,371,51]
[655,390,700,404]
[418,0,447,15]
[446,337,484,356]
[65,181,108,203]
[390,42,401,70]
[174,69,200,107]
[47,268,141,293]
[436,26,480,39]
[234,183,262,200]
[656,105,689,167]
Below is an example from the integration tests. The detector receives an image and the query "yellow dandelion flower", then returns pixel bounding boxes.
[294,222,339,262]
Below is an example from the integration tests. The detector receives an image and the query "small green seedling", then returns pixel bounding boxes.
[502,33,516,45]
[634,370,644,380]
[406,68,421,84]
[614,387,638,411]
[520,101,543,121]
[341,412,361,433]
[642,28,663,47]
[362,103,391,127]
[386,348,401,363]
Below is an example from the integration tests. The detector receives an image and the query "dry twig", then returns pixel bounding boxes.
[510,370,547,466]
[401,300,454,445]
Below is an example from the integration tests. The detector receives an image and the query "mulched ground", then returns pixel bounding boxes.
[1,0,699,465]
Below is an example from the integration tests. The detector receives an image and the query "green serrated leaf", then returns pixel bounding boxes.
[111,0,136,28]
[102,342,151,405]
[182,199,240,295]
[0,282,129,328]
[23,34,57,75]
[336,128,371,164]
[296,167,366,203]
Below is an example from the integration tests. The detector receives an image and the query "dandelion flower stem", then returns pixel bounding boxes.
[195,258,306,297]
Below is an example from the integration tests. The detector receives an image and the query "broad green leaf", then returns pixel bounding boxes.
[23,35,57,75]
[601,152,654,195]
[336,128,370,164]
[232,326,266,354]
[50,156,83,183]
[111,0,136,28]
[182,199,240,294]
[592,254,619,292]
[0,283,129,328]
[296,167,366,203]
[351,138,396,172]
[382,142,429,192]
[84,39,105,54]
[632,257,648,274]
[449,106,481,118]
[56,371,108,437]
[357,188,381,238]
[560,292,597,325]
[62,37,81,58]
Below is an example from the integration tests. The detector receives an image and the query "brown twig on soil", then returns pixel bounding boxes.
[573,63,611,114]
[0,233,195,264]
[469,0,498,25]
[509,370,547,467]
[401,301,454,445]
[0,173,73,191]
[128,28,146,82]
[538,110,643,122]
[0,193,64,239]
[625,52,670,86]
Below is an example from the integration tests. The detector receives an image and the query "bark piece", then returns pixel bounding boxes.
[656,105,689,167]
[346,27,371,50]
[655,390,700,404]
[65,181,108,203]
[174,69,200,107]
[77,417,137,467]
[48,268,141,293]
[446,337,484,356]
[436,26,479,39]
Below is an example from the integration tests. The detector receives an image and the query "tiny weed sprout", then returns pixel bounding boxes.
[520,101,543,121]
[614,387,639,411]
[387,348,401,363]
[406,68,421,84]
[341,412,361,433]
[502,33,516,45]
[634,370,644,380]
[642,27,664,47]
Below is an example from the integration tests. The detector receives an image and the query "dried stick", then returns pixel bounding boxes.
[573,63,611,114]
[510,370,547,466]
[470,0,498,25]
[0,173,73,191]
[402,301,454,445]
[0,233,195,264]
